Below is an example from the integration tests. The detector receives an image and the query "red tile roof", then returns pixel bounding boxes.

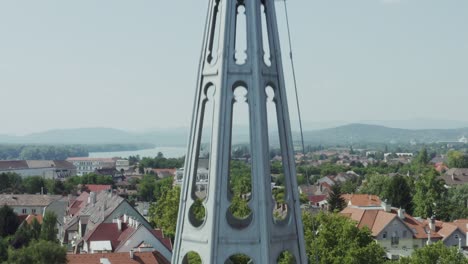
[25,214,43,225]
[85,185,112,193]
[341,207,444,239]
[83,222,136,251]
[150,229,172,251]
[451,219,468,233]
[67,251,169,264]
[308,195,327,204]
[342,194,382,207]
[69,192,89,216]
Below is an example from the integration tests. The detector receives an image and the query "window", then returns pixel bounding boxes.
[22,209,27,214]
[32,209,36,214]
[391,231,399,246]
[382,231,387,239]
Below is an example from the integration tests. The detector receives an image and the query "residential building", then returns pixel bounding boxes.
[174,158,209,195]
[60,190,171,259]
[67,251,170,264]
[0,194,62,215]
[66,157,116,176]
[116,159,130,171]
[0,160,76,179]
[341,201,467,259]
[79,216,172,260]
[442,168,468,186]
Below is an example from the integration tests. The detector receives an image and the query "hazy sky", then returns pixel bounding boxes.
[0,0,467,135]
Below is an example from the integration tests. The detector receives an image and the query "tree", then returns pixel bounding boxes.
[360,173,391,200]
[40,211,58,242]
[327,183,345,212]
[22,176,45,194]
[412,170,446,218]
[386,175,413,212]
[138,174,157,202]
[303,212,386,264]
[436,184,468,221]
[153,177,174,203]
[0,205,20,237]
[447,150,468,168]
[149,186,181,239]
[11,223,32,249]
[0,238,7,263]
[414,148,429,166]
[7,239,67,264]
[398,241,468,264]
[30,218,42,241]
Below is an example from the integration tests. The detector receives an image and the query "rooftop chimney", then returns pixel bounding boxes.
[89,192,96,206]
[117,219,122,231]
[381,200,391,212]
[397,208,405,219]
[428,216,436,232]
[129,249,134,259]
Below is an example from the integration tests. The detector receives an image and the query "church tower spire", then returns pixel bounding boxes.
[172,0,307,262]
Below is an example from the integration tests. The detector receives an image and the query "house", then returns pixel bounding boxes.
[61,191,153,251]
[442,168,468,186]
[67,251,170,264]
[0,160,76,179]
[66,157,116,176]
[151,168,177,179]
[0,194,62,215]
[94,168,124,182]
[79,215,172,261]
[341,201,467,259]
[308,195,327,208]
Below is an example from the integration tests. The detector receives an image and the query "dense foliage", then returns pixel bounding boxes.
[0,143,153,160]
[136,152,184,172]
[398,241,468,264]
[303,212,387,264]
[0,207,66,264]
[0,173,114,195]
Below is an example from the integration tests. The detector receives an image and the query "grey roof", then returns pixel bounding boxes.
[0,160,28,170]
[0,160,75,170]
[45,197,69,225]
[442,168,468,185]
[0,194,62,207]
[64,191,124,234]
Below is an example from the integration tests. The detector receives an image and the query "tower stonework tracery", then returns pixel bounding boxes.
[172,0,307,263]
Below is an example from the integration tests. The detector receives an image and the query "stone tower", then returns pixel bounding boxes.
[172,0,307,263]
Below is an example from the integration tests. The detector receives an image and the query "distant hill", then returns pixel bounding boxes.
[300,123,468,144]
[1,124,467,146]
[0,128,188,146]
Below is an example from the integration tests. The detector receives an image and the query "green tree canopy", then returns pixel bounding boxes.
[327,183,345,212]
[303,212,386,264]
[0,205,19,237]
[398,241,468,264]
[149,186,181,239]
[412,170,446,218]
[386,175,413,212]
[447,150,468,168]
[138,174,157,202]
[6,239,67,264]
[40,211,58,242]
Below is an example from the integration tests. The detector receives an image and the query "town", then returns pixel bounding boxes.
[1,141,467,263]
